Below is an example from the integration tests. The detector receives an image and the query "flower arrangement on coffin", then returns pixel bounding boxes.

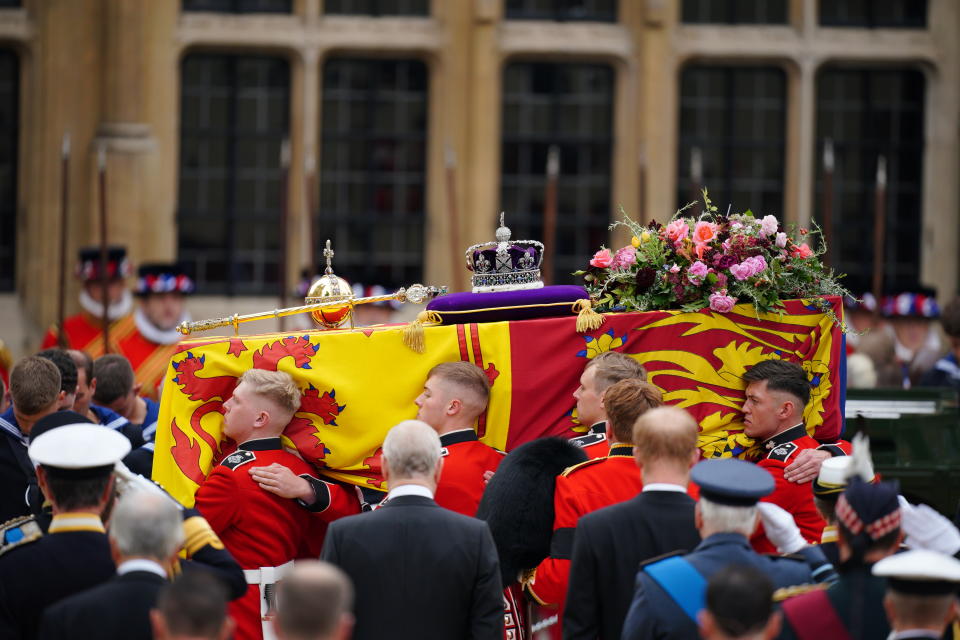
[576,190,851,325]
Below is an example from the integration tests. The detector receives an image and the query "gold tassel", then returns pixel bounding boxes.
[573,299,605,333]
[402,310,442,353]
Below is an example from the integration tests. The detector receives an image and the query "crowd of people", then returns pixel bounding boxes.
[0,247,958,640]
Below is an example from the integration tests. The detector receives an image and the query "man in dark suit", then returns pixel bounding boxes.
[321,419,503,640]
[39,487,245,640]
[38,490,185,639]
[564,405,702,640]
[0,423,131,640]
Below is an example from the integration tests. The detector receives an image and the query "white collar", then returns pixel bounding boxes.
[134,307,189,345]
[642,483,687,493]
[79,288,133,321]
[386,484,434,501]
[117,558,168,579]
[442,427,476,437]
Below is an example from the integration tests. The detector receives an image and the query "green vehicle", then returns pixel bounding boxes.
[843,387,960,518]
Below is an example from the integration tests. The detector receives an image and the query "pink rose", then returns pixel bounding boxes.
[668,263,681,274]
[744,255,767,275]
[729,262,753,281]
[709,291,736,313]
[687,260,708,285]
[759,215,779,237]
[797,243,813,258]
[664,220,690,245]
[611,246,637,269]
[775,232,787,248]
[590,248,613,268]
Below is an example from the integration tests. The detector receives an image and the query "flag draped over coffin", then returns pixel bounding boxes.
[154,297,844,506]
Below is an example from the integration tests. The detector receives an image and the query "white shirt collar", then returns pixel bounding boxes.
[642,483,687,493]
[386,484,434,501]
[117,558,168,579]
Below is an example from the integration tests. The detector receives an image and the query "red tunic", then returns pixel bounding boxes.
[194,438,318,640]
[751,424,828,554]
[42,312,135,355]
[42,312,176,401]
[434,429,505,517]
[525,444,642,608]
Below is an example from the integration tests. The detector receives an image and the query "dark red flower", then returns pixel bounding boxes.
[635,266,656,291]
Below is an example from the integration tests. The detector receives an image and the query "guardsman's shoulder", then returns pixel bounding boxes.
[0,515,43,557]
[570,432,605,449]
[765,441,799,462]
[219,450,256,470]
[560,456,604,477]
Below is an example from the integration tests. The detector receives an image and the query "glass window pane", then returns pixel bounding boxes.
[500,62,614,284]
[178,54,290,295]
[676,65,786,219]
[182,0,292,13]
[504,0,617,22]
[319,58,428,287]
[323,0,429,16]
[682,0,788,24]
[813,67,925,293]
[819,0,927,28]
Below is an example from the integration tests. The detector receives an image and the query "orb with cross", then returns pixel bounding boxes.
[305,240,354,329]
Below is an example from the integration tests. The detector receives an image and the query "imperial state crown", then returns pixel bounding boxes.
[465,213,544,293]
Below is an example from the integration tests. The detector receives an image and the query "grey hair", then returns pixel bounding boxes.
[109,491,185,560]
[699,497,758,537]
[382,420,441,480]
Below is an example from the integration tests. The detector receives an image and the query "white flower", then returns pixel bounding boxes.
[759,215,779,236]
[759,215,779,237]
[775,232,787,248]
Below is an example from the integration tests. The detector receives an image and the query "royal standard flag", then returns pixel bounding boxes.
[154,297,844,506]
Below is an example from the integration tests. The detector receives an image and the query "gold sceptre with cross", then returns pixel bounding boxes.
[176,240,447,336]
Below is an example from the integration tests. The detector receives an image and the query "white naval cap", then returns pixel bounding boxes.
[29,423,131,479]
[873,549,960,595]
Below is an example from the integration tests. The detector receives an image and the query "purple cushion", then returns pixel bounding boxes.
[426,285,589,324]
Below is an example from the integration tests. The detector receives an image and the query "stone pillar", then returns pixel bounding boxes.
[18,0,102,346]
[454,0,502,291]
[638,0,676,223]
[920,0,960,298]
[93,0,164,265]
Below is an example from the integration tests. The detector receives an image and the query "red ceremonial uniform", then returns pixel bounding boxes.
[434,429,505,517]
[42,312,176,401]
[42,311,134,356]
[524,443,642,608]
[569,421,609,460]
[751,424,827,554]
[195,437,319,640]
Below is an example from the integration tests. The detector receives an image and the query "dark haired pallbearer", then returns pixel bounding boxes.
[741,358,847,553]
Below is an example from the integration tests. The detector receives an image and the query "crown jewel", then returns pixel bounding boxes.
[465,213,544,293]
